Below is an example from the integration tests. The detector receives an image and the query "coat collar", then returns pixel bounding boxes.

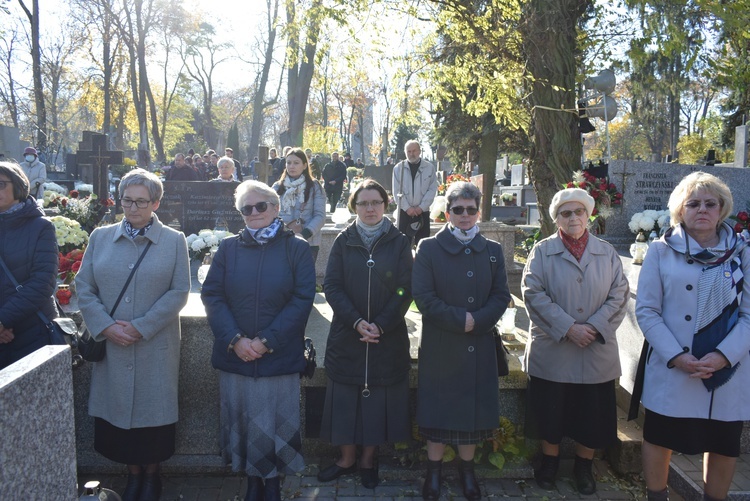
[543,230,609,269]
[113,212,164,244]
[342,219,400,248]
[434,223,488,255]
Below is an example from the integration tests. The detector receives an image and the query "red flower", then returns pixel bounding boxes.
[578,182,586,188]
[61,198,68,207]
[566,182,574,188]
[59,257,73,273]
[592,208,598,216]
[608,183,616,190]
[738,212,749,222]
[735,223,744,233]
[69,190,79,198]
[71,261,82,273]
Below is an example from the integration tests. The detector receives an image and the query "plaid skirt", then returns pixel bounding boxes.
[219,371,304,478]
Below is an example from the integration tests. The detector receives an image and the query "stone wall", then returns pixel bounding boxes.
[0,346,78,499]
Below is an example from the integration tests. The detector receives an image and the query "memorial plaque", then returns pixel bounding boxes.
[157,181,244,235]
[362,164,394,192]
[510,164,526,186]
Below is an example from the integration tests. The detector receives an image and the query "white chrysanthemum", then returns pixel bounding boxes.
[572,171,585,183]
[430,196,448,220]
[657,213,670,228]
[198,229,213,238]
[185,234,198,245]
[44,182,67,194]
[191,239,207,252]
[204,234,219,246]
[598,206,614,219]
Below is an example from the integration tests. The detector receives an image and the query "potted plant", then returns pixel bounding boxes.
[501,193,514,206]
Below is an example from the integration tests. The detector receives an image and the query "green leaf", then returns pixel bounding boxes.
[488,452,506,470]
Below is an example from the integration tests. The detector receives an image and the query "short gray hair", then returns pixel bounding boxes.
[217,156,235,170]
[120,168,163,201]
[446,181,481,209]
[234,180,280,210]
[404,139,420,153]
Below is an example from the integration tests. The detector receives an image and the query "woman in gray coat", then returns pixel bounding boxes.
[273,147,326,263]
[413,182,511,501]
[521,188,629,495]
[76,169,190,501]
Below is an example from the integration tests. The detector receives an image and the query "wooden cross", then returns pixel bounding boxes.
[75,132,123,200]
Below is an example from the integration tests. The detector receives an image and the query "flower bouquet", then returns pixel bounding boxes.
[49,216,89,254]
[565,171,623,220]
[437,173,471,196]
[186,229,234,261]
[729,209,750,236]
[628,210,670,235]
[58,248,85,283]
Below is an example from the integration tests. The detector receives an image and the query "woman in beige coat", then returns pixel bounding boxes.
[76,169,190,501]
[521,188,629,495]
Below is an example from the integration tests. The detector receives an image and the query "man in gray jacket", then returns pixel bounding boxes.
[392,140,437,247]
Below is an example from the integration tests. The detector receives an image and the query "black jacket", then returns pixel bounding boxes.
[322,161,347,192]
[0,197,59,369]
[323,221,412,386]
[413,225,511,431]
[201,225,316,377]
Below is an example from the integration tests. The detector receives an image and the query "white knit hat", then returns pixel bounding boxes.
[549,188,595,219]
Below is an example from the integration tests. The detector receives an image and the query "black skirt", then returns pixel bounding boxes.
[319,377,410,446]
[419,427,495,445]
[524,376,617,449]
[643,409,743,457]
[94,418,176,465]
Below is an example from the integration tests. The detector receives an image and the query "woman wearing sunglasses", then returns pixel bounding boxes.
[317,179,412,489]
[521,187,629,495]
[413,181,511,500]
[201,180,316,501]
[273,148,326,263]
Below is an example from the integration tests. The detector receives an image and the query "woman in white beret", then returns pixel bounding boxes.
[521,187,629,495]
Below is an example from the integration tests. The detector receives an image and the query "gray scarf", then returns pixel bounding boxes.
[356,217,390,250]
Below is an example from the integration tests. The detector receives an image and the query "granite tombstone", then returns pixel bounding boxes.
[157,181,244,235]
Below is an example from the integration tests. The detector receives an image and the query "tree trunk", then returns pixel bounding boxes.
[521,0,589,237]
[479,127,499,222]
[249,0,280,161]
[286,0,321,147]
[18,0,47,150]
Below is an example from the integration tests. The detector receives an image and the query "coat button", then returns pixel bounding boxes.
[686,284,693,290]
[685,315,692,321]
[465,248,471,255]
[128,263,135,270]
[468,346,475,352]
[577,277,583,283]
[125,297,132,303]
[468,297,474,303]
[687,259,694,264]
[127,364,134,370]
[577,308,584,313]
[467,271,474,277]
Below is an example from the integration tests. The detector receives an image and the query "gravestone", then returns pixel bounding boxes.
[76,132,123,200]
[157,181,244,235]
[510,164,526,186]
[65,153,78,179]
[602,160,750,247]
[0,124,26,161]
[362,164,394,192]
[736,125,748,168]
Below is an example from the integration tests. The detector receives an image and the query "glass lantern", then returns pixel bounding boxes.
[630,231,649,265]
[332,206,352,227]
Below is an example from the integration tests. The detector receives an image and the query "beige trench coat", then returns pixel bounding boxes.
[75,215,190,429]
[521,232,629,384]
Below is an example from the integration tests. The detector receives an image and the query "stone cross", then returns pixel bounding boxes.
[75,132,123,200]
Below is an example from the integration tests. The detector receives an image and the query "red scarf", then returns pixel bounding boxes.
[559,229,589,262]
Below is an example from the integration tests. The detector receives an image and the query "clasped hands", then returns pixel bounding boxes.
[357,320,380,344]
[405,206,423,217]
[565,323,598,348]
[233,336,268,362]
[672,351,730,379]
[0,326,14,344]
[102,320,143,347]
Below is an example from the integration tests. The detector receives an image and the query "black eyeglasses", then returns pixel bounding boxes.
[558,208,587,218]
[121,198,151,209]
[0,180,10,190]
[240,202,274,215]
[449,206,478,215]
[354,200,384,208]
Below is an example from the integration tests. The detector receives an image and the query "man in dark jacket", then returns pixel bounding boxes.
[322,152,347,210]
[166,153,199,181]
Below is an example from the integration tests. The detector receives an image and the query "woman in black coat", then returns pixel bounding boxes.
[0,162,59,370]
[318,179,412,489]
[413,182,511,501]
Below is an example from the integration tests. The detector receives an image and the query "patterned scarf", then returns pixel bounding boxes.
[449,223,479,245]
[665,222,748,391]
[248,217,283,245]
[356,216,390,250]
[0,201,24,215]
[124,218,154,238]
[559,229,589,262]
[280,175,306,215]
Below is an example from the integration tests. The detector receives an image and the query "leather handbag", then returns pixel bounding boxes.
[77,241,153,362]
[300,337,317,379]
[495,330,510,377]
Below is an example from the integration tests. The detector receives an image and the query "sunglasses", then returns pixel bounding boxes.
[240,201,274,215]
[558,208,587,218]
[449,206,478,215]
[683,199,720,210]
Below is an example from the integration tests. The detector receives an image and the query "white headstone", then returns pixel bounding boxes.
[735,125,748,168]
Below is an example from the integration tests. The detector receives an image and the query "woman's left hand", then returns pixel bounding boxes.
[233,337,268,362]
[0,326,14,344]
[691,351,730,378]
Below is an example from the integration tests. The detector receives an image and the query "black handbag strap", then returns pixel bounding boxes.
[0,241,152,326]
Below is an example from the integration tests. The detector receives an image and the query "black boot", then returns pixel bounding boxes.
[704,493,725,501]
[121,473,142,501]
[647,487,669,501]
[264,476,281,501]
[245,476,264,501]
[422,459,442,500]
[534,454,559,491]
[573,456,596,495]
[139,472,162,501]
[458,459,482,500]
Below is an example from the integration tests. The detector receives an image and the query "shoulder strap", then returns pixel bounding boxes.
[110,241,152,317]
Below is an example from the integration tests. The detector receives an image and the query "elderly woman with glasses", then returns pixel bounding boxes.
[0,162,59,371]
[635,172,750,501]
[75,168,191,501]
[201,180,316,501]
[413,181,511,501]
[521,188,629,495]
[317,179,412,489]
[210,156,238,182]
